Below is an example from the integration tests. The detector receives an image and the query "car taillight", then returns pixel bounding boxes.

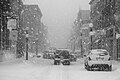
[88,57,92,61]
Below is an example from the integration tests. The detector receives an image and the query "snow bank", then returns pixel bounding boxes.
[0,50,16,62]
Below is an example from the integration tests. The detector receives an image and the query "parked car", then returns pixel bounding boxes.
[53,49,62,65]
[54,53,61,65]
[84,49,112,71]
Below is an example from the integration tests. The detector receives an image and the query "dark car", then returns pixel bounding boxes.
[60,50,70,65]
[53,50,61,65]
[54,54,61,65]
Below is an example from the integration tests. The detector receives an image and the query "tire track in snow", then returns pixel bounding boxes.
[62,65,70,80]
[29,65,53,80]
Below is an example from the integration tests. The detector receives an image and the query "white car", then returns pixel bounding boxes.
[84,49,112,71]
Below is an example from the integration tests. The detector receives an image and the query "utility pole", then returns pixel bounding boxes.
[112,0,117,60]
[26,37,28,60]
[36,39,38,55]
[25,30,29,60]
[89,23,93,50]
[80,32,82,56]
[0,9,3,62]
[0,9,2,51]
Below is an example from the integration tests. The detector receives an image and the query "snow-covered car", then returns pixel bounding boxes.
[84,49,112,71]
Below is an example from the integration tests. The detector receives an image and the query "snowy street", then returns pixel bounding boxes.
[0,58,120,80]
[1,0,120,80]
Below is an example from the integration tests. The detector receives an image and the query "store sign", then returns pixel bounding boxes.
[7,19,16,30]
[116,33,120,39]
[89,31,96,35]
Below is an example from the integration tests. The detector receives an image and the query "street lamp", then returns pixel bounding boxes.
[35,33,39,55]
[24,27,29,60]
[35,38,39,55]
[113,12,120,60]
[89,23,93,50]
[0,9,2,51]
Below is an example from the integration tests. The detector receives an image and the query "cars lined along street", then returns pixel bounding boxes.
[84,49,112,71]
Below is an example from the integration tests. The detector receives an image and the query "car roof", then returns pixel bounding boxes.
[90,49,108,53]
[57,48,70,51]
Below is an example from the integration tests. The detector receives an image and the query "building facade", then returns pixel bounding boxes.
[69,9,90,57]
[89,0,120,60]
[22,5,48,53]
[0,0,24,59]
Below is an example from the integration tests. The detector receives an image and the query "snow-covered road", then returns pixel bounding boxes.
[0,58,120,80]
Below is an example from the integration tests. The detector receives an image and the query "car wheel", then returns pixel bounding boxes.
[86,63,89,70]
[84,64,87,69]
[89,66,93,71]
[54,61,57,65]
[87,66,91,71]
[54,62,56,65]
[108,65,112,71]
[87,67,90,71]
[68,61,70,65]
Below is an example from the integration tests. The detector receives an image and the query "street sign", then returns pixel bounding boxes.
[89,31,96,35]
[7,19,16,30]
[116,33,120,39]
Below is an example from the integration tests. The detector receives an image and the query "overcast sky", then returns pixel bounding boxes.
[23,0,90,48]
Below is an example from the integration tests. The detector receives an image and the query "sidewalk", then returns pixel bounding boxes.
[0,50,36,62]
[0,57,24,65]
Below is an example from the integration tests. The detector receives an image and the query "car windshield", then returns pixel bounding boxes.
[91,51,108,55]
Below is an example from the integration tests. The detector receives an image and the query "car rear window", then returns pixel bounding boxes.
[91,51,108,55]
[60,51,70,59]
